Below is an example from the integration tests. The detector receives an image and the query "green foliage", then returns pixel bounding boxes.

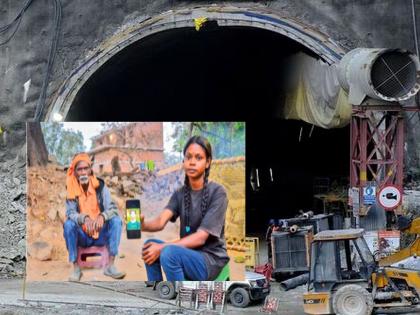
[171,122,245,159]
[165,152,183,165]
[41,122,85,166]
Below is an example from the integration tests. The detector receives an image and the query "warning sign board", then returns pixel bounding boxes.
[378,185,402,210]
[364,230,400,261]
[363,185,376,205]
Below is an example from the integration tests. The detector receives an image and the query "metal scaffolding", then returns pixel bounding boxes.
[350,105,404,216]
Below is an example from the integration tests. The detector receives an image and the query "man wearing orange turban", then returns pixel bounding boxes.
[63,153,126,281]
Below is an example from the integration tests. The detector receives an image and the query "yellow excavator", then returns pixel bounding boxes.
[303,216,420,315]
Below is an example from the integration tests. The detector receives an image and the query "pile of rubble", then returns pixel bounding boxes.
[402,174,420,215]
[103,167,184,206]
[107,172,149,197]
[0,154,26,279]
[142,167,184,197]
[27,161,68,262]
[403,187,420,216]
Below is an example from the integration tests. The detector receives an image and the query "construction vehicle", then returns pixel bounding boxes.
[303,224,420,315]
[151,271,270,308]
[269,213,332,281]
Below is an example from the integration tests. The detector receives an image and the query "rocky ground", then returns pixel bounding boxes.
[0,154,26,279]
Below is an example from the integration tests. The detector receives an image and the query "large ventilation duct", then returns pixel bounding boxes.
[338,48,420,105]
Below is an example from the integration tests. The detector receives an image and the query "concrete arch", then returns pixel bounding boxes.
[46,6,346,120]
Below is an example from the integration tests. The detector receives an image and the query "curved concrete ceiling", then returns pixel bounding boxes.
[46,6,346,121]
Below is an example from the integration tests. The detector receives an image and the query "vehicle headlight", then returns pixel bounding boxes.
[249,280,258,288]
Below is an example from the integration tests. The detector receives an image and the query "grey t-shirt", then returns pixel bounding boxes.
[166,181,229,280]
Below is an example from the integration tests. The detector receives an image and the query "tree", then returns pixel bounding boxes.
[41,122,85,166]
[27,122,48,167]
[170,122,245,158]
[171,122,192,153]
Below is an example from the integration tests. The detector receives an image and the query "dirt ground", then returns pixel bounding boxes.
[26,164,245,281]
[0,278,306,315]
[27,235,245,282]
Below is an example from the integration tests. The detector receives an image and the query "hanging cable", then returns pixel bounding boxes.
[1,0,62,121]
[411,0,419,58]
[0,13,23,46]
[34,0,62,121]
[0,0,33,33]
[411,0,420,121]
[0,0,34,45]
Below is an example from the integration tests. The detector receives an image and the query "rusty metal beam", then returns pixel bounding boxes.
[350,105,405,215]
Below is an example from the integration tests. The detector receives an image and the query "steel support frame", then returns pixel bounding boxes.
[350,105,404,215]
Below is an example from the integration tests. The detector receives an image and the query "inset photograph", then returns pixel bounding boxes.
[26,121,245,281]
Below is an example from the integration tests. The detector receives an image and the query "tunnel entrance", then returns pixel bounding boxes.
[67,26,317,121]
[58,18,349,236]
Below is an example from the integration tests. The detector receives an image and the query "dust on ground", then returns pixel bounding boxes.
[0,278,306,315]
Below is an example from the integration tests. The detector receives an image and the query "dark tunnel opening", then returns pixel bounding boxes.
[68,26,315,121]
[66,25,350,234]
[246,120,349,233]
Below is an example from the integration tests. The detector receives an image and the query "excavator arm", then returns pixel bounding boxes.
[379,217,420,267]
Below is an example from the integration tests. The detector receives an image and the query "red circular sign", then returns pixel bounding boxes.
[378,185,402,210]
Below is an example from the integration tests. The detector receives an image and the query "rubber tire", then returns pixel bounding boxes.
[229,287,251,308]
[156,281,177,300]
[332,284,373,315]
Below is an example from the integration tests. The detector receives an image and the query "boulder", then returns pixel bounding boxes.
[110,176,119,186]
[28,241,53,261]
[121,179,134,193]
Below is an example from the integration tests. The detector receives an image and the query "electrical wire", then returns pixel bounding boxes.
[0,11,23,45]
[0,0,33,33]
[411,0,419,58]
[0,0,33,44]
[408,111,417,122]
[411,0,420,120]
[34,0,62,121]
[1,0,62,121]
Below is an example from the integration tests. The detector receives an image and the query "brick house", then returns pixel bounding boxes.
[88,122,164,174]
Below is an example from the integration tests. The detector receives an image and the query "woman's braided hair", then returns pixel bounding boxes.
[183,136,212,232]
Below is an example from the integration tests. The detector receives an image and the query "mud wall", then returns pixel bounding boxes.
[210,157,246,249]
[92,148,164,174]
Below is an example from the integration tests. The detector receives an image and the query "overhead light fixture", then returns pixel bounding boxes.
[52,112,63,122]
